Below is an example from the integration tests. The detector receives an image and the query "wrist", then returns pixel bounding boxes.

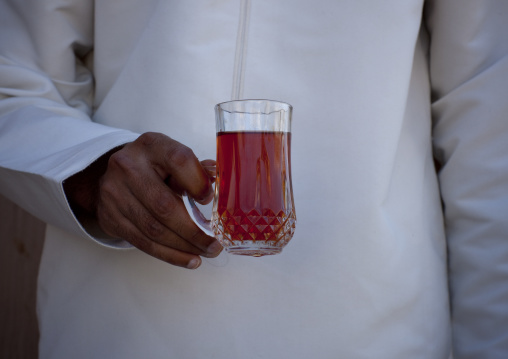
[63,146,122,216]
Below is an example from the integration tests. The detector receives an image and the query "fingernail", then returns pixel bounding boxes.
[207,241,223,255]
[203,166,216,178]
[187,258,201,269]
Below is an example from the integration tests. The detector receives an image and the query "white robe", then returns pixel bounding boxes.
[1,0,508,358]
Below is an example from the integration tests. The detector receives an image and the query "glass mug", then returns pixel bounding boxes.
[184,99,296,257]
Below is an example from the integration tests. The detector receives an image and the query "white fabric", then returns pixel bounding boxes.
[1,0,507,358]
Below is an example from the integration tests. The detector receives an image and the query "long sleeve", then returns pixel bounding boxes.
[0,0,139,247]
[425,1,508,357]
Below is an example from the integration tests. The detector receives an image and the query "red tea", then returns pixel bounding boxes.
[212,131,296,255]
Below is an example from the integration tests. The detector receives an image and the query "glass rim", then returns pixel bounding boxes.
[215,99,293,114]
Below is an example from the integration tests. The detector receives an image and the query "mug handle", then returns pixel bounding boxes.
[182,193,214,237]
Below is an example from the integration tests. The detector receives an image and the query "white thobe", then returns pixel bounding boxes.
[1,0,508,358]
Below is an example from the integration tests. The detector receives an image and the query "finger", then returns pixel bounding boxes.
[201,159,216,179]
[197,159,216,205]
[97,193,203,269]
[146,186,222,257]
[116,190,210,256]
[120,163,221,257]
[135,133,213,202]
[165,159,215,201]
[99,204,202,269]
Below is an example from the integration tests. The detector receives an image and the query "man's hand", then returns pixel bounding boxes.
[64,132,222,269]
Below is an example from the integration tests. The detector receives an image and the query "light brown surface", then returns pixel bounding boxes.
[0,195,45,359]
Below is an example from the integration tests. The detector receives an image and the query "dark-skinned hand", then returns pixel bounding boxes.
[64,132,222,269]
